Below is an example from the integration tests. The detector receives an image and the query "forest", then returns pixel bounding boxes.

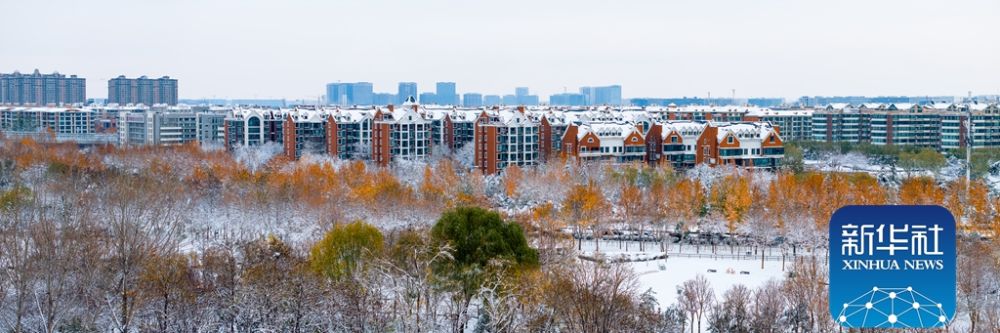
[0,136,998,332]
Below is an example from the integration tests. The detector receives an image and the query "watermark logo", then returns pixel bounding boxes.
[828,205,956,329]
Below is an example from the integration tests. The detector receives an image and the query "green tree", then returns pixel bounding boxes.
[431,207,539,272]
[431,207,539,331]
[782,143,805,173]
[310,221,384,281]
[898,148,946,171]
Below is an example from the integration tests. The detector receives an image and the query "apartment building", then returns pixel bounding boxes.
[108,75,179,106]
[0,106,110,144]
[281,109,329,159]
[0,70,86,105]
[811,107,870,143]
[533,111,573,162]
[743,109,814,141]
[327,109,374,159]
[660,105,755,122]
[224,108,286,148]
[371,97,431,166]
[868,111,941,148]
[118,109,199,146]
[195,110,227,144]
[473,109,540,174]
[941,103,1000,150]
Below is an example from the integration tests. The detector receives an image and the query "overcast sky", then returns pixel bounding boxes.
[2,0,998,100]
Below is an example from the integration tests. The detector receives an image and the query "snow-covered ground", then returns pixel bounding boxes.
[632,254,788,307]
[578,240,800,307]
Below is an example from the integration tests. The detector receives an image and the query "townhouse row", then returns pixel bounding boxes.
[222,98,785,173]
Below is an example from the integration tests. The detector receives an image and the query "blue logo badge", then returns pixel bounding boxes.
[828,205,956,329]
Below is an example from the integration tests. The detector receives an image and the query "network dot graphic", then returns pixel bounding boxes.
[836,286,949,328]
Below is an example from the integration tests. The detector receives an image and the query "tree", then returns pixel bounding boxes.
[431,206,539,331]
[562,181,608,251]
[751,280,786,333]
[679,274,714,333]
[898,176,944,205]
[100,174,183,333]
[782,143,805,173]
[310,220,384,281]
[707,285,751,333]
[543,262,646,332]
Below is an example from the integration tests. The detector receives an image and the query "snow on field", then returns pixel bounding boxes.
[631,254,788,307]
[578,240,796,307]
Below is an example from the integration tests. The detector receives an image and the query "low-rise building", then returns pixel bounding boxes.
[562,122,646,163]
[645,121,706,168]
[696,122,783,168]
[118,110,199,146]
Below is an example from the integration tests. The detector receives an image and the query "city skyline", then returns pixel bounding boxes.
[1,0,997,101]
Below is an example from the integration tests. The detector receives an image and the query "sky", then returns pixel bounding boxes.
[2,0,998,101]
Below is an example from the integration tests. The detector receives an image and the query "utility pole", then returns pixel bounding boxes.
[965,117,972,191]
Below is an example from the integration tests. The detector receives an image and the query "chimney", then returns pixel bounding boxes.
[388,104,394,112]
[517,106,525,114]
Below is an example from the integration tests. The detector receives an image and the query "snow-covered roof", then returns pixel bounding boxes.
[714,122,778,142]
[660,121,707,139]
[577,122,641,140]
[745,109,814,117]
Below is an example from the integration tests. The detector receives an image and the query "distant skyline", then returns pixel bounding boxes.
[2,0,997,100]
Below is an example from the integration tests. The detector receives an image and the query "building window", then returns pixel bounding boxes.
[727,136,733,144]
[769,135,775,143]
[671,136,678,143]
[588,138,594,143]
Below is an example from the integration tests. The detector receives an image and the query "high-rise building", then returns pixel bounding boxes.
[515,87,530,98]
[463,93,483,107]
[326,83,345,105]
[513,87,539,105]
[0,69,86,105]
[397,82,417,104]
[326,82,374,106]
[580,85,622,106]
[373,93,396,105]
[108,75,179,106]
[502,94,518,105]
[483,95,502,106]
[549,93,587,106]
[419,92,437,105]
[436,82,458,105]
[349,82,373,105]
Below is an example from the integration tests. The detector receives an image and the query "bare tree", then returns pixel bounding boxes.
[957,238,997,333]
[750,280,785,333]
[679,274,714,333]
[707,284,751,333]
[545,261,642,332]
[99,174,184,333]
[0,186,36,333]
